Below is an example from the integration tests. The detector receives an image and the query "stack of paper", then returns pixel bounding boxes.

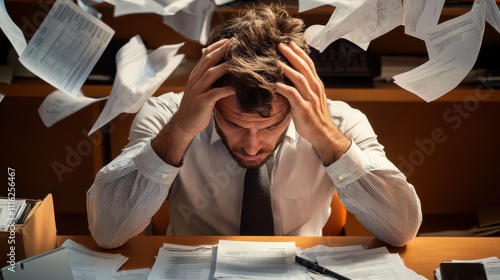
[147,240,426,280]
[0,198,29,230]
[61,239,129,280]
[301,244,426,280]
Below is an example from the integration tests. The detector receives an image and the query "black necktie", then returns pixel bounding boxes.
[240,165,274,235]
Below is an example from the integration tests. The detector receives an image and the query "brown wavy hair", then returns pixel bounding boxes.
[208,4,309,117]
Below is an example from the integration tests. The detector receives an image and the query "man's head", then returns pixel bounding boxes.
[208,4,309,116]
[208,4,308,168]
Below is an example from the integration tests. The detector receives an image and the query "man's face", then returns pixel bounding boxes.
[214,93,291,169]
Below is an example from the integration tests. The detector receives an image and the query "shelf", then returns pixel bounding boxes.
[2,77,499,102]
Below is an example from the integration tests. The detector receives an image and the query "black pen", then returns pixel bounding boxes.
[295,255,351,280]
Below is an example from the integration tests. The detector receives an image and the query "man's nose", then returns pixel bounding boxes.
[242,130,262,156]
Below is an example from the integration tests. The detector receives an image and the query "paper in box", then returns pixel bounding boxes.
[0,194,57,265]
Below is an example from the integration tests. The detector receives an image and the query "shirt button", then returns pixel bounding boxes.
[338,175,344,180]
[161,173,169,180]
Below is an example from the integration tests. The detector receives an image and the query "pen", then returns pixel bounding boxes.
[295,255,351,280]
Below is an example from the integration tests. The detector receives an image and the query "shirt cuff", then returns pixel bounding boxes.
[133,139,180,186]
[325,143,375,188]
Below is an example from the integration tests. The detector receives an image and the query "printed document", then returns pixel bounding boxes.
[38,90,107,127]
[317,247,426,280]
[89,35,184,135]
[18,0,114,96]
[304,0,402,52]
[112,0,215,44]
[214,240,297,279]
[147,243,214,280]
[394,1,486,102]
[0,0,27,56]
[61,239,128,280]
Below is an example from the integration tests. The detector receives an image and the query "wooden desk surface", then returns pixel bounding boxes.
[57,235,500,279]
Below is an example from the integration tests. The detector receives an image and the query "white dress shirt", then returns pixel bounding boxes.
[87,92,422,249]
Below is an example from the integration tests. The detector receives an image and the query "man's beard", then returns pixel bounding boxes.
[214,121,287,169]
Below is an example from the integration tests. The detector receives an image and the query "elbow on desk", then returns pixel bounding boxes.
[89,229,130,249]
[377,212,423,248]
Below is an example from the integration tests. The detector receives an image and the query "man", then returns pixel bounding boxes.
[87,4,422,249]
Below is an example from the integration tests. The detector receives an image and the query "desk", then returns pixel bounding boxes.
[57,236,500,279]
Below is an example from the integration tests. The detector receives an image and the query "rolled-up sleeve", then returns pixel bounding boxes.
[87,93,181,249]
[325,101,422,247]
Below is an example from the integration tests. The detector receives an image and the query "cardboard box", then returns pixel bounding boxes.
[0,194,57,266]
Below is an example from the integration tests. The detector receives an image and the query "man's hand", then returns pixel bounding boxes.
[275,42,351,165]
[152,39,235,166]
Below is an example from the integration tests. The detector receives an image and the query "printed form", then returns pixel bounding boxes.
[19,0,114,96]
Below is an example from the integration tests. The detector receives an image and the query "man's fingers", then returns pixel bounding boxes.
[274,82,305,109]
[193,62,228,93]
[278,43,317,84]
[189,38,231,81]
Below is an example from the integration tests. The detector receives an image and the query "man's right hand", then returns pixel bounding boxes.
[152,39,235,166]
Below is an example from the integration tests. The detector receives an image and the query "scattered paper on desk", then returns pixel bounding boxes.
[317,246,426,280]
[394,2,485,102]
[0,0,27,56]
[113,268,150,280]
[18,0,114,96]
[301,244,366,261]
[435,257,500,280]
[61,239,129,280]
[38,90,107,127]
[89,36,184,135]
[147,243,214,280]
[214,240,297,279]
[304,0,402,52]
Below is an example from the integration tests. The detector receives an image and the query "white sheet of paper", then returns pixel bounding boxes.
[301,244,366,262]
[394,3,485,102]
[61,239,128,280]
[0,0,27,56]
[162,1,214,45]
[147,243,213,280]
[88,36,184,135]
[38,90,107,127]
[113,0,214,44]
[305,0,402,52]
[403,0,445,40]
[214,240,296,280]
[214,0,235,5]
[18,0,114,96]
[298,0,350,13]
[485,0,500,33]
[113,268,150,280]
[317,247,426,280]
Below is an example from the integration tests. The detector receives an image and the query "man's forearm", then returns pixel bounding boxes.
[311,125,352,166]
[152,116,195,167]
